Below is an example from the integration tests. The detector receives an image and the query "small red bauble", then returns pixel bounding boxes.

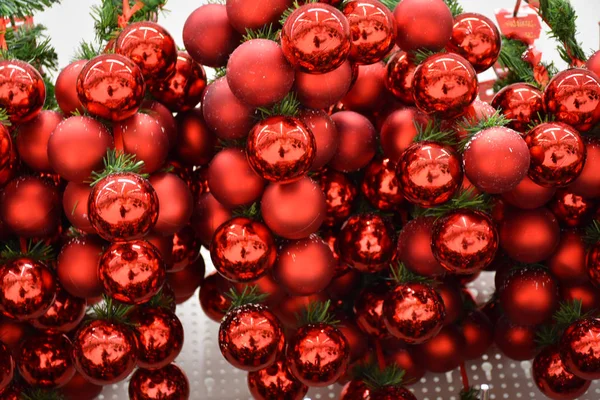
[175,109,216,167]
[342,0,396,65]
[354,283,390,338]
[318,169,358,227]
[281,3,351,73]
[31,286,87,333]
[569,138,600,199]
[501,176,556,210]
[55,60,86,116]
[170,225,201,272]
[248,358,308,400]
[299,109,340,171]
[446,13,501,73]
[398,141,463,207]
[115,21,177,84]
[494,316,537,361]
[88,172,159,241]
[385,52,417,105]
[17,334,75,388]
[330,111,377,172]
[342,62,387,112]
[16,110,62,172]
[191,193,232,246]
[491,83,544,132]
[543,68,600,132]
[336,314,368,362]
[0,341,13,392]
[383,345,425,385]
[199,272,232,322]
[392,0,453,52]
[57,236,104,299]
[219,304,284,371]
[149,172,194,235]
[379,107,429,164]
[287,323,350,387]
[361,157,404,211]
[210,217,276,282]
[129,364,190,400]
[561,282,600,314]
[550,189,595,227]
[295,61,353,110]
[0,60,45,124]
[547,230,588,284]
[560,318,600,380]
[461,310,494,360]
[397,216,446,277]
[59,372,103,400]
[414,324,466,373]
[226,0,292,33]
[533,345,591,400]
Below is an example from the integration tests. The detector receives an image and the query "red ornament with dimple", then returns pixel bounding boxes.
[248,358,308,400]
[0,60,45,124]
[129,364,189,400]
[533,345,591,400]
[31,286,87,333]
[550,189,595,227]
[318,169,358,227]
[560,318,600,380]
[361,157,404,211]
[281,3,351,73]
[88,172,159,241]
[446,13,501,73]
[385,51,417,104]
[76,54,145,121]
[354,283,391,338]
[17,334,75,388]
[398,141,463,207]
[492,83,544,132]
[412,53,478,118]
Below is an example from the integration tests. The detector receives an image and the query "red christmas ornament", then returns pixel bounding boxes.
[318,169,358,227]
[561,282,600,314]
[494,317,537,360]
[17,334,75,388]
[550,189,595,227]
[342,0,396,65]
[0,341,13,393]
[76,54,145,121]
[384,345,425,385]
[340,379,370,399]
[129,364,190,400]
[16,110,62,172]
[0,318,31,354]
[335,313,368,362]
[501,176,556,210]
[339,213,396,273]
[435,281,464,325]
[199,272,233,322]
[219,304,284,371]
[0,125,17,188]
[295,61,353,110]
[385,52,417,105]
[281,3,351,73]
[396,216,446,277]
[226,0,292,33]
[361,157,404,211]
[149,172,194,235]
[170,225,200,272]
[543,68,600,132]
[59,372,103,400]
[354,283,390,338]
[115,21,177,84]
[299,109,340,171]
[261,177,326,239]
[0,60,45,124]
[191,193,232,246]
[149,52,207,112]
[392,0,453,52]
[248,358,308,400]
[328,270,362,301]
[174,109,216,167]
[342,62,387,112]
[533,345,591,400]
[321,229,349,277]
[329,111,377,172]
[167,256,205,303]
[398,141,463,207]
[547,230,588,284]
[88,172,159,241]
[414,324,466,373]
[452,100,497,140]
[560,318,600,380]
[57,236,105,299]
[379,107,429,164]
[569,138,600,199]
[413,53,478,118]
[55,60,86,116]
[461,310,494,360]
[586,50,600,76]
[30,286,87,333]
[491,83,544,132]
[272,293,328,328]
[446,13,501,73]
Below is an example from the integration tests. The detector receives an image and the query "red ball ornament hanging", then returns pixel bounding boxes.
[435,280,464,325]
[501,176,556,210]
[56,236,105,299]
[0,341,13,393]
[392,0,453,52]
[414,324,466,373]
[560,318,600,380]
[149,172,193,235]
[361,157,404,211]
[141,100,177,149]
[491,83,544,132]
[533,345,591,400]
[174,109,216,167]
[191,193,232,246]
[329,111,377,172]
[199,272,233,322]
[547,230,588,284]
[299,109,340,171]
[129,364,190,400]
[380,107,429,164]
[461,310,494,360]
[30,286,87,333]
[226,0,292,33]
[561,282,600,314]
[55,60,86,116]
[446,13,501,73]
[493,317,538,360]
[318,169,358,227]
[170,225,201,272]
[17,334,75,388]
[354,283,391,338]
[247,358,308,400]
[0,60,45,124]
[396,216,446,277]
[16,110,62,172]
[147,233,175,269]
[569,138,600,199]
[385,52,417,105]
[549,189,595,227]
[342,62,387,112]
[295,61,353,110]
[59,372,103,400]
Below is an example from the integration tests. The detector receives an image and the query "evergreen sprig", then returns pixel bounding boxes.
[460,387,481,400]
[415,189,492,219]
[257,92,300,119]
[1,24,58,73]
[411,48,444,65]
[88,149,148,186]
[496,37,538,90]
[0,108,10,126]
[208,66,227,84]
[458,110,512,151]
[444,0,464,17]
[144,287,175,310]
[537,0,587,65]
[379,0,399,12]
[413,119,458,146]
[43,75,57,111]
[389,262,434,285]
[20,388,66,400]
[355,363,406,390]
[243,24,278,42]
[584,220,600,245]
[0,240,54,262]
[535,324,561,349]
[225,285,269,312]
[90,295,135,325]
[536,300,584,347]
[232,202,261,220]
[298,300,339,326]
[72,40,101,61]
[0,0,61,18]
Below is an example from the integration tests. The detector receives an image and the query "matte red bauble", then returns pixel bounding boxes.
[16,110,61,172]
[129,364,190,400]
[55,60,86,116]
[248,358,308,400]
[342,62,387,112]
[261,177,326,239]
[414,324,465,373]
[587,50,600,77]
[63,183,95,233]
[170,225,201,272]
[72,319,137,385]
[385,52,417,104]
[361,157,404,211]
[227,39,294,107]
[287,323,350,387]
[299,109,340,171]
[501,176,556,210]
[17,334,75,388]
[435,281,464,325]
[463,126,530,194]
[191,193,232,246]
[281,3,351,73]
[354,283,390,338]
[569,138,600,199]
[491,83,544,132]
[226,0,292,33]
[494,316,537,360]
[543,68,600,132]
[0,176,60,237]
[88,172,159,241]
[76,54,145,121]
[210,217,276,282]
[199,272,233,322]
[174,109,216,166]
[561,282,600,314]
[183,4,242,67]
[329,111,377,172]
[149,52,207,112]
[115,21,177,84]
[31,286,87,333]
[547,230,588,284]
[398,141,463,207]
[339,213,396,273]
[318,169,358,226]
[56,236,104,299]
[0,60,45,124]
[149,172,193,235]
[383,345,425,385]
[167,256,205,303]
[295,61,353,110]
[0,125,17,188]
[99,240,166,304]
[560,318,600,380]
[0,341,13,392]
[47,116,114,183]
[130,307,184,370]
[219,304,284,371]
[446,13,501,73]
[396,216,446,277]
[550,189,595,227]
[342,0,396,65]
[59,372,103,400]
[393,0,453,52]
[274,235,335,296]
[380,107,429,164]
[533,345,591,400]
[461,310,494,360]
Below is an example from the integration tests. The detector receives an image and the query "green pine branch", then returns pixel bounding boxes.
[243,24,278,42]
[445,0,464,17]
[297,300,339,326]
[0,108,10,126]
[413,119,458,147]
[0,0,61,18]
[0,240,54,262]
[355,363,406,390]
[20,388,66,400]
[496,37,538,90]
[458,110,511,151]
[536,300,584,348]
[379,0,399,11]
[584,220,600,245]
[43,75,58,111]
[225,285,268,312]
[72,40,101,61]
[144,287,175,310]
[538,0,587,65]
[389,262,435,285]
[257,92,300,119]
[232,202,261,219]
[411,48,445,65]
[415,189,492,218]
[88,149,148,186]
[208,66,227,84]
[90,295,135,326]
[1,24,58,73]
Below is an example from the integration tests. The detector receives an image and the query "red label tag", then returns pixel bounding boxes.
[495,6,542,45]
[5,16,34,30]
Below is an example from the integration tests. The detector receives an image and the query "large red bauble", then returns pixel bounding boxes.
[129,364,189,400]
[31,286,87,333]
[226,0,292,33]
[227,39,294,107]
[329,111,377,172]
[219,304,283,371]
[170,225,201,272]
[149,172,193,235]
[491,83,544,132]
[72,319,137,385]
[494,317,537,361]
[261,177,325,239]
[413,53,478,118]
[295,61,353,110]
[287,323,350,387]
[543,68,600,132]
[569,138,600,198]
[342,0,396,65]
[561,282,600,314]
[461,310,494,360]
[361,157,404,211]
[198,272,232,322]
[191,193,232,246]
[446,13,501,73]
[550,189,595,227]
[0,60,45,124]
[149,52,207,112]
[16,110,62,172]
[115,21,177,85]
[547,230,588,284]
[398,141,463,207]
[76,54,145,121]
[202,77,255,140]
[0,125,17,188]
[167,256,205,303]
[414,324,466,373]
[210,217,276,282]
[499,267,559,326]
[318,169,357,227]
[0,176,60,237]
[342,62,387,112]
[55,60,86,116]
[500,207,560,263]
[385,52,417,105]
[560,318,600,380]
[464,126,530,194]
[183,4,242,67]
[274,235,335,296]
[17,334,75,388]
[392,0,452,52]
[247,358,308,400]
[354,283,390,338]
[57,236,104,299]
[501,176,556,210]
[47,116,114,183]
[299,109,340,171]
[281,3,351,73]
[533,345,591,400]
[0,340,13,392]
[88,172,159,241]
[174,109,216,167]
[397,216,446,277]
[379,107,429,164]
[59,372,103,400]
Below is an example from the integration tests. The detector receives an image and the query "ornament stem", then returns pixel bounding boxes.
[375,339,386,371]
[459,361,470,392]
[513,0,522,17]
[0,17,7,51]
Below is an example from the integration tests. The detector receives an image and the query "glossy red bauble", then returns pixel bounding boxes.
[447,13,501,73]
[0,341,13,392]
[361,157,404,211]
[501,176,556,210]
[59,372,103,400]
[149,172,194,235]
[379,107,429,163]
[0,60,45,124]
[494,317,537,361]
[129,364,190,400]
[16,110,62,172]
[587,243,600,287]
[248,358,308,400]
[385,52,417,105]
[329,111,377,172]
[587,50,600,77]
[226,0,292,33]
[550,189,595,227]
[31,286,87,333]
[0,125,17,188]
[342,62,387,112]
[397,216,446,277]
[170,225,201,272]
[299,109,340,171]
[392,0,453,52]
[17,334,75,388]
[569,138,600,199]
[533,345,591,400]
[175,109,216,167]
[492,83,544,132]
[55,60,86,116]
[57,236,105,299]
[370,387,417,400]
[340,379,370,399]
[560,318,600,380]
[354,283,390,338]
[414,324,466,373]
[295,61,353,110]
[547,230,588,284]
[318,169,358,227]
